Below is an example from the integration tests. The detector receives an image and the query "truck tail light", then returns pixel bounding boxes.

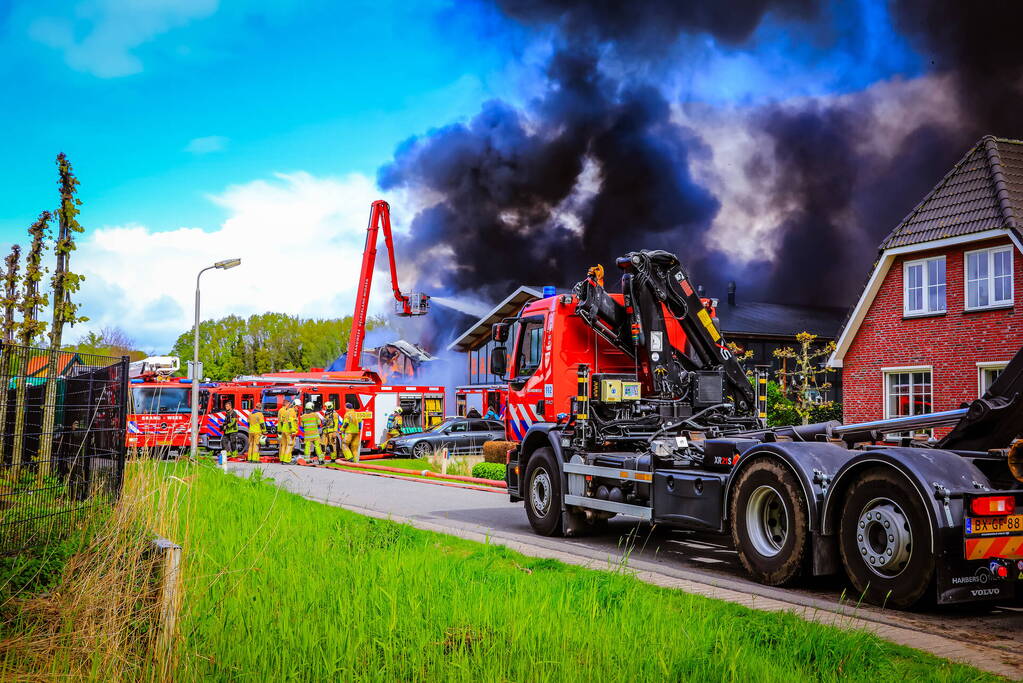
[971,496,1016,516]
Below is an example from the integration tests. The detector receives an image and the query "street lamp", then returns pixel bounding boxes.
[189,258,242,462]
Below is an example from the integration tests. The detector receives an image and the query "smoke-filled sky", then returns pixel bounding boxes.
[2,0,1021,351]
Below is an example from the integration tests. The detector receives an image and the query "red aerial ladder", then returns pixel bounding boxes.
[345,200,429,372]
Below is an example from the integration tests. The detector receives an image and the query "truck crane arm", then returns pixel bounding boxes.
[575,249,756,415]
[344,200,429,373]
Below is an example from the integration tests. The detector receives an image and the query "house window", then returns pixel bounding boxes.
[903,256,945,315]
[978,363,1008,396]
[965,246,1013,310]
[884,369,933,420]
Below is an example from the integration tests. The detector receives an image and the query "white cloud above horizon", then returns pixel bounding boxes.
[74,171,408,352]
[184,135,228,154]
[28,0,218,78]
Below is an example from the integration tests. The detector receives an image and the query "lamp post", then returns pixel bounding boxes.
[189,258,241,462]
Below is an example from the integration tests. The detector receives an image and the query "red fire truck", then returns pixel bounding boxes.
[201,370,446,455]
[454,384,507,420]
[126,356,196,451]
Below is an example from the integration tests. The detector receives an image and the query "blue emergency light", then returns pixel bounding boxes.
[543,286,556,298]
[178,378,192,384]
[131,379,144,384]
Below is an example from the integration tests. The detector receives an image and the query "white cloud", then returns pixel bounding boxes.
[28,0,218,78]
[184,135,228,154]
[75,171,410,352]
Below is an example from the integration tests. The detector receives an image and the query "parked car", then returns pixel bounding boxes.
[386,417,505,459]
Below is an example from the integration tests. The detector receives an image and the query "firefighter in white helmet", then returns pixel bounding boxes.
[298,401,324,465]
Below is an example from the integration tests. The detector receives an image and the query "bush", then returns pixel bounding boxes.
[471,462,506,481]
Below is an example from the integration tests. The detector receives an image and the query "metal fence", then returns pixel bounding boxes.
[0,343,129,556]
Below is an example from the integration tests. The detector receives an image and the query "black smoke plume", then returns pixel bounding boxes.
[380,0,1023,328]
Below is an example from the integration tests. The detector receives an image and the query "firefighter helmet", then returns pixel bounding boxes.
[324,401,333,410]
[345,402,353,410]
[305,401,315,410]
[394,407,402,414]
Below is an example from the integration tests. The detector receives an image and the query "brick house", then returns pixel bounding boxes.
[830,136,1023,429]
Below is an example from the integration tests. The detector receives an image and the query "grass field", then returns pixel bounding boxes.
[157,461,993,681]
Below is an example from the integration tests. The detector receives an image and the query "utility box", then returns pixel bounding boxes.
[622,381,641,400]
[599,379,623,403]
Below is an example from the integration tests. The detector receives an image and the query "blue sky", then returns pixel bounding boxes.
[0,0,927,351]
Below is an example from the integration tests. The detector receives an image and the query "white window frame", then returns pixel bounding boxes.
[977,361,1009,397]
[964,245,1014,311]
[882,366,934,436]
[902,256,946,316]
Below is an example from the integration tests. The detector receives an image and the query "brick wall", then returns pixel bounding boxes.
[842,237,1023,426]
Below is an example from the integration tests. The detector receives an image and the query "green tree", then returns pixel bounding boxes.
[40,154,89,473]
[0,245,21,460]
[13,212,51,468]
[168,313,380,380]
[772,332,837,426]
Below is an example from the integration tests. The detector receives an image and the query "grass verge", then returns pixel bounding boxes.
[164,461,995,681]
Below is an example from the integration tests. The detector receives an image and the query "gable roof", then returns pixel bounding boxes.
[716,301,847,340]
[448,286,544,352]
[831,135,1023,366]
[881,135,1023,249]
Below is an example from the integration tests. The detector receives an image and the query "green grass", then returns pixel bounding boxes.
[157,461,996,682]
[378,457,441,472]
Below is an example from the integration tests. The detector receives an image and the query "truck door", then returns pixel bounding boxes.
[507,315,547,440]
[374,392,399,446]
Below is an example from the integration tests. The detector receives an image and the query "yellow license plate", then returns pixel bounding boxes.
[965,515,1023,535]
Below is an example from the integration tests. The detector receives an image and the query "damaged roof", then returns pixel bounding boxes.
[881,135,1023,249]
[716,300,847,339]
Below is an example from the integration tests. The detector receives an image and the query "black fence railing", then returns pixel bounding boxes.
[0,343,129,556]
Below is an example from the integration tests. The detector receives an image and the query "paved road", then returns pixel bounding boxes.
[230,462,1023,673]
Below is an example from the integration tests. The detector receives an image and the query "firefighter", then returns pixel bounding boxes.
[484,406,499,421]
[299,401,324,465]
[381,407,403,451]
[467,407,482,418]
[321,401,340,462]
[247,407,264,463]
[340,402,362,463]
[222,401,239,459]
[278,398,299,464]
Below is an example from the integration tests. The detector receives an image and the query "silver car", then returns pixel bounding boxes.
[388,418,505,459]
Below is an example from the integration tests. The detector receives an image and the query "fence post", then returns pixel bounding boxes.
[115,355,129,496]
[153,536,182,677]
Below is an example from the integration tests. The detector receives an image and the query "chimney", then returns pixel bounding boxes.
[727,281,736,306]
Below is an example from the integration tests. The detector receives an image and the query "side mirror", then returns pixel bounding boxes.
[490,346,508,377]
[492,322,510,343]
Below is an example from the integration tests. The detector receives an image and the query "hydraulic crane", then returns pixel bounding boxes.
[344,200,429,372]
[491,248,1023,609]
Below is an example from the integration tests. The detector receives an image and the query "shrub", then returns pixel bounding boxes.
[471,462,506,481]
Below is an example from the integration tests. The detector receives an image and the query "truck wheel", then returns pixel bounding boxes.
[838,468,933,609]
[524,447,563,536]
[730,458,809,585]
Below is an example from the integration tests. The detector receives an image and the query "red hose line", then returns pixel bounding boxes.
[318,464,503,493]
[332,461,507,488]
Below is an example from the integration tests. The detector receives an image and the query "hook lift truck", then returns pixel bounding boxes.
[489,249,1023,608]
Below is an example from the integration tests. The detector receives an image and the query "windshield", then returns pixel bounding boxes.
[426,420,456,433]
[132,386,191,415]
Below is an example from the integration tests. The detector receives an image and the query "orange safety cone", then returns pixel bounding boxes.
[296,457,307,466]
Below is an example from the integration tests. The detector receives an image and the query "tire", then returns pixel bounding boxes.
[730,457,810,586]
[411,441,433,459]
[838,468,934,609]
[524,447,563,536]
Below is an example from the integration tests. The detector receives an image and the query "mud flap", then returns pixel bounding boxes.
[811,533,840,576]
